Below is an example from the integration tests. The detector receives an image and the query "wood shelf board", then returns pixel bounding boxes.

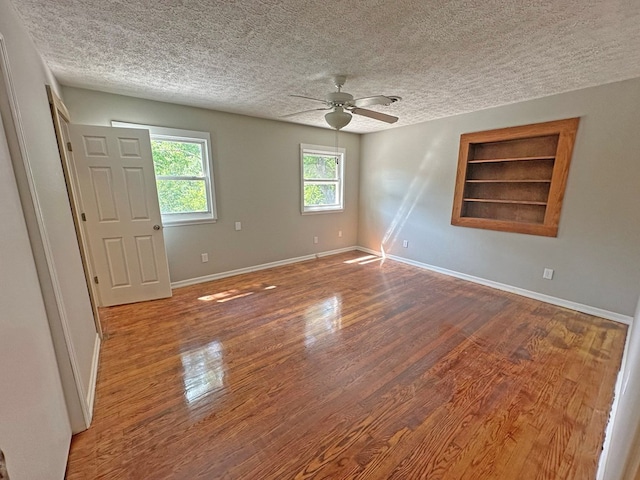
[452,217,558,236]
[467,156,555,164]
[466,160,555,181]
[465,179,552,183]
[463,198,548,206]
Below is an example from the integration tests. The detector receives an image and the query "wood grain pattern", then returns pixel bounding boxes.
[65,252,626,479]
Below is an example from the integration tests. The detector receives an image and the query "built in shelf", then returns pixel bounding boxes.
[451,118,580,237]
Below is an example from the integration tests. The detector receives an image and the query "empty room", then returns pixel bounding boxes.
[1,0,640,479]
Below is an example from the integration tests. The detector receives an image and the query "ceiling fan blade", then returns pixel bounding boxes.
[289,94,327,105]
[280,107,331,118]
[351,107,399,124]
[352,95,396,108]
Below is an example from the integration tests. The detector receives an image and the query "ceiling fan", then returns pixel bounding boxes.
[283,75,401,130]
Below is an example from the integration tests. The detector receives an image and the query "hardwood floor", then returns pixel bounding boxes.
[65,252,627,479]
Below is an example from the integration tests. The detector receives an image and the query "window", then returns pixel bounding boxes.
[300,144,345,214]
[112,122,217,225]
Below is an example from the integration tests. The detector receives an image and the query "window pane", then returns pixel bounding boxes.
[151,140,204,176]
[304,183,337,206]
[303,154,338,180]
[157,179,208,214]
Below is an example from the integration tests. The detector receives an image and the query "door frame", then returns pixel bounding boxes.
[46,86,102,337]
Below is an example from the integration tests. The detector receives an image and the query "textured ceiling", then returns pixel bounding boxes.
[9,0,640,133]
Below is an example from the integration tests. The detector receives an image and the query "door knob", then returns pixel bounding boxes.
[153,224,161,230]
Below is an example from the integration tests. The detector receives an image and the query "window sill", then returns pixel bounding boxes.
[162,218,217,227]
[301,208,344,215]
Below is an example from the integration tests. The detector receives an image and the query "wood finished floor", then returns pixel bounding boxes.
[66,252,627,479]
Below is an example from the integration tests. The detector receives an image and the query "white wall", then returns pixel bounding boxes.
[600,295,640,480]
[62,87,360,283]
[359,78,640,317]
[0,0,97,435]
[0,113,70,477]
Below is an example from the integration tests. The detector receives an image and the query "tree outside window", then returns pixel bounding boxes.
[151,139,208,214]
[301,144,345,214]
[112,122,217,225]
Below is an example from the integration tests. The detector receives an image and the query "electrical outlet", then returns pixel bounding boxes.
[313,236,319,244]
[235,221,242,231]
[338,230,343,238]
[402,240,409,248]
[543,268,554,280]
[201,253,209,263]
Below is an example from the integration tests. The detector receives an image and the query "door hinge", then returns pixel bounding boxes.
[81,213,86,221]
[94,276,99,284]
[66,141,73,152]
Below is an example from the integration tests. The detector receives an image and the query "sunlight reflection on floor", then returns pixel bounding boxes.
[304,295,342,348]
[181,340,225,404]
[344,255,378,264]
[198,285,277,302]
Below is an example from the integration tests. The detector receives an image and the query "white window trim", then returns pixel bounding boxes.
[300,143,345,214]
[112,121,217,226]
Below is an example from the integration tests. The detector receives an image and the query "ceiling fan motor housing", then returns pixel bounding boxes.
[326,91,354,106]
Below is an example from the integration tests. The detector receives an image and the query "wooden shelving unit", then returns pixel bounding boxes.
[451,118,580,237]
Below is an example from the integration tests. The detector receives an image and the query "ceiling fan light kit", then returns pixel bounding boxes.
[285,75,401,130]
[325,107,352,130]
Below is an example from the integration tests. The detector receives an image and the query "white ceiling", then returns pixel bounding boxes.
[9,0,640,133]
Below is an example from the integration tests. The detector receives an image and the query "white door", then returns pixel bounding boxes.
[69,125,171,306]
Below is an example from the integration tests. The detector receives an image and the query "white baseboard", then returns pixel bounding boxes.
[357,246,632,325]
[171,244,631,324]
[171,247,358,289]
[86,333,101,425]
